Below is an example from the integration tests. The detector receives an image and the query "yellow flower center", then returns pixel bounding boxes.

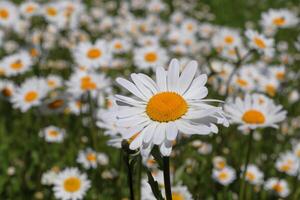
[236,78,248,87]
[48,130,59,137]
[253,37,266,49]
[48,99,64,109]
[242,109,265,124]
[144,52,158,63]
[272,17,285,26]
[272,183,283,193]
[146,92,188,122]
[280,164,291,172]
[80,76,97,90]
[172,192,184,200]
[47,7,57,16]
[217,161,226,169]
[47,80,56,87]
[25,5,36,13]
[86,153,97,162]
[276,72,285,80]
[63,177,81,193]
[224,36,234,44]
[86,48,102,59]
[114,42,123,49]
[0,8,9,19]
[246,172,256,181]
[187,24,194,31]
[24,91,38,102]
[30,48,38,57]
[265,84,276,96]
[218,172,228,181]
[1,88,12,97]
[10,60,23,70]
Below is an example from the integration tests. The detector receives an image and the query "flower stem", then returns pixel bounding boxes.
[124,153,135,200]
[239,130,254,200]
[163,156,172,200]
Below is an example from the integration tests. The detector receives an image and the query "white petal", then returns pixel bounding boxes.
[178,60,198,94]
[166,122,178,140]
[116,78,147,100]
[167,59,180,92]
[153,123,166,145]
[156,67,167,92]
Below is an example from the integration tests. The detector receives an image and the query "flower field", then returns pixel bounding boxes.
[0,0,300,199]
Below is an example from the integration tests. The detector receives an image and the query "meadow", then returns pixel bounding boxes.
[0,0,300,199]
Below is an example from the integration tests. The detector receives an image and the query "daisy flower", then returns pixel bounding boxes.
[20,1,40,18]
[213,156,227,170]
[212,28,242,49]
[245,29,274,56]
[53,168,91,200]
[0,79,15,99]
[0,1,19,27]
[42,167,60,186]
[224,93,286,130]
[115,59,228,156]
[261,9,299,29]
[275,152,299,176]
[169,185,193,200]
[110,38,131,54]
[2,51,32,77]
[134,46,168,70]
[265,178,290,198]
[73,39,112,69]
[242,164,264,185]
[46,75,64,90]
[11,78,49,112]
[66,70,110,97]
[212,166,236,186]
[39,126,66,143]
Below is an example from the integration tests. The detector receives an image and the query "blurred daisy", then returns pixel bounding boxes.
[212,166,236,186]
[275,152,299,176]
[2,51,32,77]
[213,156,227,170]
[0,1,19,27]
[77,148,99,169]
[110,38,131,54]
[242,164,264,185]
[53,168,90,200]
[66,71,110,97]
[115,59,228,156]
[0,80,15,99]
[265,178,290,198]
[245,30,274,56]
[46,75,63,90]
[261,9,298,29]
[20,1,40,18]
[73,40,112,69]
[11,78,49,112]
[168,185,193,200]
[134,46,168,70]
[225,94,286,130]
[40,126,66,143]
[42,167,60,186]
[212,28,241,49]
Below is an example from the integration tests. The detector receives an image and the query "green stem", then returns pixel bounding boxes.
[239,130,254,200]
[163,156,172,200]
[124,152,135,200]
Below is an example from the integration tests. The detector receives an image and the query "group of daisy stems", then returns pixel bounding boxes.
[121,49,256,200]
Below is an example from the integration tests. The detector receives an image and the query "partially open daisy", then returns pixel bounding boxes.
[11,78,49,112]
[265,178,290,198]
[0,80,15,99]
[245,29,274,56]
[40,126,66,143]
[224,93,286,130]
[73,39,112,69]
[53,168,90,200]
[212,166,236,186]
[115,59,228,156]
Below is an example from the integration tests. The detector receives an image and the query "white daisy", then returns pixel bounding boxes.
[0,1,19,27]
[242,164,264,185]
[265,178,290,198]
[11,78,49,112]
[224,93,286,130]
[212,166,236,186]
[261,9,299,29]
[40,126,66,143]
[115,59,228,156]
[275,152,299,176]
[2,51,32,77]
[20,1,40,18]
[73,39,112,69]
[53,168,91,200]
[134,46,168,70]
[245,29,274,57]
